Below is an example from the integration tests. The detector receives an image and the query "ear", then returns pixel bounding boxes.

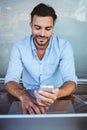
[29,22,32,28]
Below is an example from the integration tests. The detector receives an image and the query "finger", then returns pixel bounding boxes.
[36,99,47,106]
[34,90,40,99]
[38,90,54,98]
[38,91,55,103]
[38,97,54,106]
[39,89,58,100]
[27,107,35,114]
[39,106,46,114]
[21,102,27,114]
[35,90,54,106]
[32,105,43,114]
[34,91,46,105]
[52,88,59,99]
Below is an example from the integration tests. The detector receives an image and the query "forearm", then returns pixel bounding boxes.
[5,81,46,114]
[57,81,76,98]
[5,81,29,101]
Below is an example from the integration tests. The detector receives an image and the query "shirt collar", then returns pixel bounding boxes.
[31,35,36,51]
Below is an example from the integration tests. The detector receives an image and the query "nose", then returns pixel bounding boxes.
[40,29,45,36]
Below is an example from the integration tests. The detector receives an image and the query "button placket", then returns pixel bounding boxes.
[39,61,43,81]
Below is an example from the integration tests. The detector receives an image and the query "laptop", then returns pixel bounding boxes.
[0,99,87,130]
[0,113,87,130]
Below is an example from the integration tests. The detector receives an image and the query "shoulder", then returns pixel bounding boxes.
[51,34,72,51]
[10,35,33,55]
[13,35,32,49]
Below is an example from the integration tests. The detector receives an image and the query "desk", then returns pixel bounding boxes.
[8,95,87,114]
[0,93,87,114]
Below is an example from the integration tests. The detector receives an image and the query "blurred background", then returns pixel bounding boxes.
[0,0,87,80]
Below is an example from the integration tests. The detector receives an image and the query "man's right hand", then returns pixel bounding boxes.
[6,81,46,114]
[19,93,46,114]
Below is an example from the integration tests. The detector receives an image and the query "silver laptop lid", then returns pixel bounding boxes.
[0,114,87,130]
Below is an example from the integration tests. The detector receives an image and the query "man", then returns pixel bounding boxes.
[5,3,77,114]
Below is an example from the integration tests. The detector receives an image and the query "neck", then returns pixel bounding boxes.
[36,48,46,60]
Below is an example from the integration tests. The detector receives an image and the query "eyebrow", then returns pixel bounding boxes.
[34,25,40,28]
[34,25,53,28]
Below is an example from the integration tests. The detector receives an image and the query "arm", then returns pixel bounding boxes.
[5,81,46,114]
[57,81,76,98]
[34,81,76,106]
[5,43,46,114]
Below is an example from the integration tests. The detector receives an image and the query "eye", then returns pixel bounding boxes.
[34,25,41,30]
[45,27,52,31]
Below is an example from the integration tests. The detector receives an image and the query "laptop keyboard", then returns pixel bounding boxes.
[73,95,87,113]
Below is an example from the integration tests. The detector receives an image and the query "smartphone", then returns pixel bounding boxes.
[40,85,54,92]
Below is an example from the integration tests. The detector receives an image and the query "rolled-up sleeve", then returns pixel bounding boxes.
[5,44,23,84]
[59,41,77,84]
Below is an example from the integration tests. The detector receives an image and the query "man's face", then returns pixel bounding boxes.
[30,15,54,47]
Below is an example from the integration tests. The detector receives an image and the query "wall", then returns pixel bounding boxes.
[0,0,87,79]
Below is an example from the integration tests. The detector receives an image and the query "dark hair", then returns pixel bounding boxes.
[31,3,57,23]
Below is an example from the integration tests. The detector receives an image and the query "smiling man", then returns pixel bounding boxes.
[5,3,77,114]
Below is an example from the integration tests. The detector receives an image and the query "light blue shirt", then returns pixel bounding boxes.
[5,34,77,90]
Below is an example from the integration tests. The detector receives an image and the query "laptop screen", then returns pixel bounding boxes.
[0,114,87,130]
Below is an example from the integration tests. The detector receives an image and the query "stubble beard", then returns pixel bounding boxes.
[33,36,50,47]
